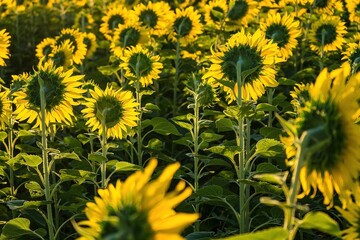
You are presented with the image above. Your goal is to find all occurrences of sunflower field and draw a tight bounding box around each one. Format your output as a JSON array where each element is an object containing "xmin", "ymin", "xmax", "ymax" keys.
[{"xmin": 0, "ymin": 0, "xmax": 360, "ymax": 239}]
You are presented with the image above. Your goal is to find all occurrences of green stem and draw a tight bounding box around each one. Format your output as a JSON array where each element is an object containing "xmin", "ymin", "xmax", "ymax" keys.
[
  {"xmin": 173, "ymin": 39, "xmax": 181, "ymax": 117},
  {"xmin": 267, "ymin": 88, "xmax": 274, "ymax": 127},
  {"xmin": 8, "ymin": 118, "xmax": 14, "ymax": 197},
  {"xmin": 193, "ymin": 87, "xmax": 200, "ymax": 232},
  {"xmin": 100, "ymin": 119, "xmax": 108, "ymax": 189},
  {"xmin": 38, "ymin": 76, "xmax": 55, "ymax": 240},
  {"xmin": 135, "ymin": 56, "xmax": 143, "ymax": 166},
  {"xmin": 319, "ymin": 28, "xmax": 326, "ymax": 70}
]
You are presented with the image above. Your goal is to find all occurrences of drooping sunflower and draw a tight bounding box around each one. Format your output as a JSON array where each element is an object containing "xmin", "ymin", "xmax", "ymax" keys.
[
  {"xmin": 281, "ymin": 67, "xmax": 360, "ymax": 206},
  {"xmin": 73, "ymin": 11, "xmax": 95, "ymax": 31},
  {"xmin": 345, "ymin": 0, "xmax": 360, "ymax": 25},
  {"xmin": 13, "ymin": 61, "xmax": 85, "ymax": 129},
  {"xmin": 82, "ymin": 32, "xmax": 98, "ymax": 58},
  {"xmin": 47, "ymin": 40, "xmax": 74, "ymax": 70},
  {"xmin": 260, "ymin": 12, "xmax": 301, "ymax": 60},
  {"xmin": 74, "ymin": 158, "xmax": 199, "ymax": 240},
  {"xmin": 133, "ymin": 1, "xmax": 172, "ymax": 37},
  {"xmin": 342, "ymin": 41, "xmax": 360, "ymax": 74},
  {"xmin": 0, "ymin": 88, "xmax": 12, "ymax": 130},
  {"xmin": 225, "ymin": 0, "xmax": 259, "ymax": 29},
  {"xmin": 110, "ymin": 22, "xmax": 148, "ymax": 58},
  {"xmin": 309, "ymin": 15, "xmax": 347, "ymax": 55},
  {"xmin": 168, "ymin": 6, "xmax": 203, "ymax": 46},
  {"xmin": 120, "ymin": 45, "xmax": 163, "ymax": 87},
  {"xmin": 0, "ymin": 29, "xmax": 10, "ymax": 66},
  {"xmin": 55, "ymin": 28, "xmax": 87, "ymax": 65},
  {"xmin": 202, "ymin": 28, "xmax": 283, "ymax": 102},
  {"xmin": 203, "ymin": 0, "xmax": 228, "ymax": 30},
  {"xmin": 35, "ymin": 37, "xmax": 56, "ymax": 60},
  {"xmin": 81, "ymin": 85, "xmax": 139, "ymax": 139}
]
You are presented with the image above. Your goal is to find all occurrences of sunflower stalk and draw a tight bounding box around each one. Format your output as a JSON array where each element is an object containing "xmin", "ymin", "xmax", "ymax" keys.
[
  {"xmin": 135, "ymin": 54, "xmax": 144, "ymax": 166},
  {"xmin": 38, "ymin": 76, "xmax": 55, "ymax": 240},
  {"xmin": 173, "ymin": 39, "xmax": 181, "ymax": 117},
  {"xmin": 100, "ymin": 118, "xmax": 108, "ymax": 189},
  {"xmin": 319, "ymin": 28, "xmax": 326, "ymax": 70}
]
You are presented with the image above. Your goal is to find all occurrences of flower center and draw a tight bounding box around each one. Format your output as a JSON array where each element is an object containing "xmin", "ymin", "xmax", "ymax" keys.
[
  {"xmin": 83, "ymin": 37, "xmax": 92, "ymax": 51},
  {"xmin": 40, "ymin": 0, "xmax": 49, "ymax": 5},
  {"xmin": 51, "ymin": 51, "xmax": 66, "ymax": 67},
  {"xmin": 100, "ymin": 205, "xmax": 154, "ymax": 240},
  {"xmin": 314, "ymin": 0, "xmax": 328, "ymax": 8},
  {"xmin": 95, "ymin": 96, "xmax": 124, "ymax": 128},
  {"xmin": 315, "ymin": 24, "xmax": 337, "ymax": 45},
  {"xmin": 119, "ymin": 27, "xmax": 141, "ymax": 48},
  {"xmin": 228, "ymin": 0, "xmax": 248, "ymax": 21},
  {"xmin": 210, "ymin": 6, "xmax": 225, "ymax": 22},
  {"xmin": 139, "ymin": 9, "xmax": 158, "ymax": 28},
  {"xmin": 173, "ymin": 16, "xmax": 193, "ymax": 37},
  {"xmin": 0, "ymin": 3, "xmax": 7, "ymax": 13},
  {"xmin": 108, "ymin": 15, "xmax": 125, "ymax": 31},
  {"xmin": 27, "ymin": 70, "xmax": 66, "ymax": 111},
  {"xmin": 43, "ymin": 45, "xmax": 53, "ymax": 58},
  {"xmin": 221, "ymin": 45, "xmax": 263, "ymax": 82},
  {"xmin": 56, "ymin": 34, "xmax": 78, "ymax": 52},
  {"xmin": 298, "ymin": 98, "xmax": 345, "ymax": 174},
  {"xmin": 265, "ymin": 23, "xmax": 290, "ymax": 48},
  {"xmin": 128, "ymin": 52, "xmax": 152, "ymax": 77}
]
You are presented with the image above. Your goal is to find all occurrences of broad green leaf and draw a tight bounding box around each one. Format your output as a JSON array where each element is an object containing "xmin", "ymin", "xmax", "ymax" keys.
[
  {"xmin": 253, "ymin": 173, "xmax": 284, "ymax": 185},
  {"xmin": 206, "ymin": 145, "xmax": 241, "ymax": 161},
  {"xmin": 1, "ymin": 218, "xmax": 34, "ymax": 238},
  {"xmin": 173, "ymin": 120, "xmax": 193, "ymax": 131},
  {"xmin": 256, "ymin": 163, "xmax": 280, "ymax": 173},
  {"xmin": 278, "ymin": 77, "xmax": 296, "ymax": 86},
  {"xmin": 59, "ymin": 169, "xmax": 96, "ymax": 184},
  {"xmin": 53, "ymin": 152, "xmax": 81, "ymax": 161},
  {"xmin": 215, "ymin": 118, "xmax": 234, "ymax": 132},
  {"xmin": 144, "ymin": 103, "xmax": 160, "ymax": 111},
  {"xmin": 260, "ymin": 127, "xmax": 282, "ymax": 139},
  {"xmin": 219, "ymin": 227, "xmax": 288, "ymax": 240},
  {"xmin": 0, "ymin": 132, "xmax": 7, "ymax": 142},
  {"xmin": 255, "ymin": 139, "xmax": 285, "ymax": 158},
  {"xmin": 151, "ymin": 117, "xmax": 181, "ymax": 136},
  {"xmin": 145, "ymin": 138, "xmax": 163, "ymax": 150},
  {"xmin": 200, "ymin": 132, "xmax": 223, "ymax": 142},
  {"xmin": 256, "ymin": 103, "xmax": 278, "ymax": 112},
  {"xmin": 97, "ymin": 65, "xmax": 120, "ymax": 76},
  {"xmin": 22, "ymin": 154, "xmax": 42, "ymax": 167},
  {"xmin": 114, "ymin": 161, "xmax": 142, "ymax": 172},
  {"xmin": 299, "ymin": 212, "xmax": 341, "ymax": 237},
  {"xmin": 88, "ymin": 153, "xmax": 107, "ymax": 163},
  {"xmin": 25, "ymin": 181, "xmax": 44, "ymax": 198},
  {"xmin": 17, "ymin": 130, "xmax": 34, "ymax": 137}
]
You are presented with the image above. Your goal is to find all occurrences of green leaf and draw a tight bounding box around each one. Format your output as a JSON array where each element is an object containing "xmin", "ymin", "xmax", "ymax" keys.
[
  {"xmin": 144, "ymin": 103, "xmax": 160, "ymax": 111},
  {"xmin": 256, "ymin": 163, "xmax": 280, "ymax": 173},
  {"xmin": 151, "ymin": 117, "xmax": 181, "ymax": 136},
  {"xmin": 25, "ymin": 181, "xmax": 44, "ymax": 198},
  {"xmin": 191, "ymin": 185, "xmax": 223, "ymax": 199},
  {"xmin": 97, "ymin": 65, "xmax": 120, "ymax": 76},
  {"xmin": 173, "ymin": 120, "xmax": 193, "ymax": 131},
  {"xmin": 260, "ymin": 127, "xmax": 282, "ymax": 139},
  {"xmin": 88, "ymin": 153, "xmax": 107, "ymax": 163},
  {"xmin": 215, "ymin": 118, "xmax": 234, "ymax": 132},
  {"xmin": 299, "ymin": 212, "xmax": 341, "ymax": 237},
  {"xmin": 256, "ymin": 103, "xmax": 278, "ymax": 112},
  {"xmin": 145, "ymin": 138, "xmax": 163, "ymax": 151},
  {"xmin": 17, "ymin": 130, "xmax": 34, "ymax": 137},
  {"xmin": 0, "ymin": 132, "xmax": 7, "ymax": 142},
  {"xmin": 253, "ymin": 173, "xmax": 284, "ymax": 185},
  {"xmin": 59, "ymin": 169, "xmax": 96, "ymax": 184},
  {"xmin": 114, "ymin": 161, "xmax": 142, "ymax": 172},
  {"xmin": 219, "ymin": 227, "xmax": 288, "ymax": 240},
  {"xmin": 206, "ymin": 145, "xmax": 241, "ymax": 161},
  {"xmin": 22, "ymin": 154, "xmax": 42, "ymax": 167},
  {"xmin": 200, "ymin": 132, "xmax": 223, "ymax": 142},
  {"xmin": 53, "ymin": 152, "xmax": 81, "ymax": 161},
  {"xmin": 1, "ymin": 218, "xmax": 35, "ymax": 238},
  {"xmin": 255, "ymin": 139, "xmax": 285, "ymax": 158}
]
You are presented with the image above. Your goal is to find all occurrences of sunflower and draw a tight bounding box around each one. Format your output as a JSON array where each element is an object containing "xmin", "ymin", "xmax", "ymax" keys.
[
  {"xmin": 168, "ymin": 6, "xmax": 203, "ymax": 46},
  {"xmin": 336, "ymin": 185, "xmax": 360, "ymax": 239},
  {"xmin": 203, "ymin": 0, "xmax": 228, "ymax": 30},
  {"xmin": 281, "ymin": 67, "xmax": 360, "ymax": 206},
  {"xmin": 0, "ymin": 88, "xmax": 12, "ymax": 130},
  {"xmin": 110, "ymin": 22, "xmax": 148, "ymax": 58},
  {"xmin": 11, "ymin": 72, "xmax": 31, "ymax": 91},
  {"xmin": 260, "ymin": 12, "xmax": 301, "ymax": 60},
  {"xmin": 32, "ymin": 0, "xmax": 56, "ymax": 8},
  {"xmin": 73, "ymin": 11, "xmax": 95, "ymax": 31},
  {"xmin": 74, "ymin": 158, "xmax": 199, "ymax": 240},
  {"xmin": 36, "ymin": 37, "xmax": 56, "ymax": 60},
  {"xmin": 309, "ymin": 15, "xmax": 347, "ymax": 55},
  {"xmin": 100, "ymin": 6, "xmax": 136, "ymax": 40},
  {"xmin": 345, "ymin": 0, "xmax": 360, "ymax": 24},
  {"xmin": 310, "ymin": 0, "xmax": 343, "ymax": 15},
  {"xmin": 202, "ymin": 28, "xmax": 283, "ymax": 102},
  {"xmin": 55, "ymin": 28, "xmax": 87, "ymax": 65},
  {"xmin": 133, "ymin": 1, "xmax": 172, "ymax": 37},
  {"xmin": 120, "ymin": 45, "xmax": 163, "ymax": 87},
  {"xmin": 81, "ymin": 85, "xmax": 139, "ymax": 139},
  {"xmin": 290, "ymin": 83, "xmax": 311, "ymax": 110},
  {"xmin": 13, "ymin": 61, "xmax": 85, "ymax": 129},
  {"xmin": 225, "ymin": 0, "xmax": 259, "ymax": 29},
  {"xmin": 47, "ymin": 40, "xmax": 74, "ymax": 70},
  {"xmin": 342, "ymin": 41, "xmax": 360, "ymax": 74},
  {"xmin": 0, "ymin": 0, "xmax": 16, "ymax": 18},
  {"xmin": 82, "ymin": 32, "xmax": 98, "ymax": 58},
  {"xmin": 0, "ymin": 29, "xmax": 10, "ymax": 66},
  {"xmin": 173, "ymin": 0, "xmax": 196, "ymax": 8}
]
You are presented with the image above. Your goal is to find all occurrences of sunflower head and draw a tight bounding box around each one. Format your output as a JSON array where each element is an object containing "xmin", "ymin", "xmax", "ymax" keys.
[
  {"xmin": 0, "ymin": 29, "xmax": 11, "ymax": 66},
  {"xmin": 82, "ymin": 32, "xmax": 98, "ymax": 59},
  {"xmin": 226, "ymin": 0, "xmax": 259, "ymax": 29},
  {"xmin": 74, "ymin": 158, "xmax": 199, "ymax": 240},
  {"xmin": 0, "ymin": 88, "xmax": 12, "ymax": 130},
  {"xmin": 342, "ymin": 42, "xmax": 360, "ymax": 74},
  {"xmin": 281, "ymin": 67, "xmax": 360, "ymax": 206},
  {"xmin": 48, "ymin": 39, "xmax": 74, "ymax": 70},
  {"xmin": 55, "ymin": 28, "xmax": 87, "ymax": 65},
  {"xmin": 203, "ymin": 0, "xmax": 228, "ymax": 29},
  {"xmin": 346, "ymin": 0, "xmax": 360, "ymax": 24},
  {"xmin": 73, "ymin": 11, "xmax": 95, "ymax": 31},
  {"xmin": 290, "ymin": 83, "xmax": 311, "ymax": 110},
  {"xmin": 36, "ymin": 37, "xmax": 55, "ymax": 61}
]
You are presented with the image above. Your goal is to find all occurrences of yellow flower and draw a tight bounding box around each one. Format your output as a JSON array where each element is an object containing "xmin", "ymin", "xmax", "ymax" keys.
[
  {"xmin": 168, "ymin": 6, "xmax": 203, "ymax": 46},
  {"xmin": 55, "ymin": 28, "xmax": 87, "ymax": 65},
  {"xmin": 203, "ymin": 28, "xmax": 283, "ymax": 102},
  {"xmin": 48, "ymin": 40, "xmax": 74, "ymax": 70},
  {"xmin": 82, "ymin": 32, "xmax": 98, "ymax": 58},
  {"xmin": 290, "ymin": 83, "xmax": 311, "ymax": 110},
  {"xmin": 0, "ymin": 29, "xmax": 10, "ymax": 66},
  {"xmin": 0, "ymin": 88, "xmax": 12, "ymax": 130},
  {"xmin": 73, "ymin": 11, "xmax": 95, "ymax": 31},
  {"xmin": 13, "ymin": 61, "xmax": 85, "ymax": 129},
  {"xmin": 281, "ymin": 67, "xmax": 360, "ymax": 206},
  {"xmin": 345, "ymin": 0, "xmax": 360, "ymax": 23},
  {"xmin": 226, "ymin": 0, "xmax": 259, "ymax": 29},
  {"xmin": 203, "ymin": 0, "xmax": 228, "ymax": 30},
  {"xmin": 311, "ymin": 0, "xmax": 343, "ymax": 15},
  {"xmin": 81, "ymin": 85, "xmax": 139, "ymax": 139},
  {"xmin": 342, "ymin": 41, "xmax": 360, "ymax": 74},
  {"xmin": 309, "ymin": 15, "xmax": 347, "ymax": 54},
  {"xmin": 74, "ymin": 158, "xmax": 199, "ymax": 240},
  {"xmin": 0, "ymin": 0, "xmax": 16, "ymax": 18},
  {"xmin": 36, "ymin": 37, "xmax": 56, "ymax": 60},
  {"xmin": 120, "ymin": 45, "xmax": 163, "ymax": 87},
  {"xmin": 260, "ymin": 12, "xmax": 301, "ymax": 60}
]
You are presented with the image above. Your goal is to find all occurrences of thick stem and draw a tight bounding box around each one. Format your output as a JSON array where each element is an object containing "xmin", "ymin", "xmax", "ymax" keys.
[
  {"xmin": 267, "ymin": 88, "xmax": 274, "ymax": 127},
  {"xmin": 38, "ymin": 77, "xmax": 55, "ymax": 240},
  {"xmin": 173, "ymin": 40, "xmax": 181, "ymax": 117},
  {"xmin": 135, "ymin": 57, "xmax": 143, "ymax": 166},
  {"xmin": 100, "ymin": 120, "xmax": 108, "ymax": 189},
  {"xmin": 193, "ymin": 90, "xmax": 200, "ymax": 231},
  {"xmin": 8, "ymin": 118, "xmax": 14, "ymax": 197}
]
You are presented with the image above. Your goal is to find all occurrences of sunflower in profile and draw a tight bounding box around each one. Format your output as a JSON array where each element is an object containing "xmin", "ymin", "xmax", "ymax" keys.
[
  {"xmin": 290, "ymin": 83, "xmax": 310, "ymax": 110},
  {"xmin": 0, "ymin": 88, "xmax": 12, "ymax": 130},
  {"xmin": 120, "ymin": 45, "xmax": 163, "ymax": 87},
  {"xmin": 342, "ymin": 41, "xmax": 360, "ymax": 74},
  {"xmin": 133, "ymin": 1, "xmax": 172, "ymax": 37},
  {"xmin": 168, "ymin": 6, "xmax": 203, "ymax": 46},
  {"xmin": 36, "ymin": 37, "xmax": 56, "ymax": 60},
  {"xmin": 260, "ymin": 12, "xmax": 301, "ymax": 60},
  {"xmin": 225, "ymin": 0, "xmax": 259, "ymax": 29},
  {"xmin": 81, "ymin": 85, "xmax": 138, "ymax": 139},
  {"xmin": 73, "ymin": 11, "xmax": 95, "ymax": 31},
  {"xmin": 0, "ymin": 29, "xmax": 10, "ymax": 66},
  {"xmin": 309, "ymin": 15, "xmax": 347, "ymax": 55},
  {"xmin": 203, "ymin": 0, "xmax": 228, "ymax": 30},
  {"xmin": 100, "ymin": 6, "xmax": 135, "ymax": 40},
  {"xmin": 74, "ymin": 158, "xmax": 199, "ymax": 240},
  {"xmin": 203, "ymin": 28, "xmax": 283, "ymax": 102},
  {"xmin": 13, "ymin": 61, "xmax": 85, "ymax": 129},
  {"xmin": 110, "ymin": 22, "xmax": 148, "ymax": 58},
  {"xmin": 47, "ymin": 40, "xmax": 74, "ymax": 70},
  {"xmin": 281, "ymin": 67, "xmax": 360, "ymax": 206},
  {"xmin": 55, "ymin": 28, "xmax": 87, "ymax": 65},
  {"xmin": 345, "ymin": 0, "xmax": 360, "ymax": 24},
  {"xmin": 82, "ymin": 32, "xmax": 98, "ymax": 58}
]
